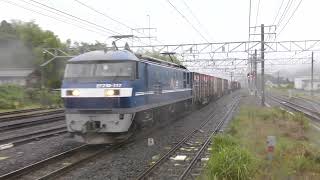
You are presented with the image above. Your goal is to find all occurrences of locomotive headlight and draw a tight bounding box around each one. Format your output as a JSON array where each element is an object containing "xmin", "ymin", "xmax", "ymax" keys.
[
  {"xmin": 71, "ymin": 89, "xmax": 80, "ymax": 96},
  {"xmin": 67, "ymin": 89, "xmax": 80, "ymax": 96},
  {"xmin": 104, "ymin": 89, "xmax": 120, "ymax": 96},
  {"xmin": 66, "ymin": 89, "xmax": 80, "ymax": 96},
  {"xmin": 105, "ymin": 89, "xmax": 115, "ymax": 96}
]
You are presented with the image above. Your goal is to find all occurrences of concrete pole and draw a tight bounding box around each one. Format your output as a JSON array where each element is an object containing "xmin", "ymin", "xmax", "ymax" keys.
[
  {"xmin": 261, "ymin": 24, "xmax": 265, "ymax": 106},
  {"xmin": 311, "ymin": 51, "xmax": 314, "ymax": 96},
  {"xmin": 277, "ymin": 71, "xmax": 280, "ymax": 87},
  {"xmin": 254, "ymin": 49, "xmax": 257, "ymax": 96},
  {"xmin": 147, "ymin": 15, "xmax": 151, "ymax": 46}
]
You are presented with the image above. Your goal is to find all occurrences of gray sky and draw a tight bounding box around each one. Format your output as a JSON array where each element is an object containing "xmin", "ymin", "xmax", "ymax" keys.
[{"xmin": 0, "ymin": 0, "xmax": 319, "ymax": 78}]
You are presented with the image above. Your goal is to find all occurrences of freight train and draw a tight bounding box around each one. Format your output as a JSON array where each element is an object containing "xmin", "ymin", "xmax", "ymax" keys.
[{"xmin": 61, "ymin": 48, "xmax": 240, "ymax": 144}]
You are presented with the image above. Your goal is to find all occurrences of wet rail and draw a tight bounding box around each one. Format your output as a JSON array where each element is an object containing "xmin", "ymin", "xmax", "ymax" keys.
[
  {"xmin": 0, "ymin": 114, "xmax": 65, "ymax": 132},
  {"xmin": 0, "ymin": 125, "xmax": 67, "ymax": 147},
  {"xmin": 136, "ymin": 96, "xmax": 240, "ymax": 180},
  {"xmin": 268, "ymin": 95, "xmax": 320, "ymax": 122},
  {"xmin": 0, "ymin": 108, "xmax": 64, "ymax": 122},
  {"xmin": 0, "ymin": 141, "xmax": 127, "ymax": 180}
]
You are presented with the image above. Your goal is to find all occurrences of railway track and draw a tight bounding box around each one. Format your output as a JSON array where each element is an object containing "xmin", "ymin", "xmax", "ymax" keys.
[
  {"xmin": 268, "ymin": 95, "xmax": 320, "ymax": 122},
  {"xmin": 136, "ymin": 96, "xmax": 240, "ymax": 180},
  {"xmin": 0, "ymin": 125, "xmax": 67, "ymax": 147},
  {"xmin": 0, "ymin": 108, "xmax": 64, "ymax": 122},
  {"xmin": 0, "ymin": 110, "xmax": 66, "ymax": 147},
  {"xmin": 0, "ymin": 140, "xmax": 129, "ymax": 180},
  {"xmin": 290, "ymin": 96, "xmax": 320, "ymax": 112},
  {"xmin": 0, "ymin": 114, "xmax": 65, "ymax": 132},
  {"xmin": 0, "ymin": 107, "xmax": 46, "ymax": 116}
]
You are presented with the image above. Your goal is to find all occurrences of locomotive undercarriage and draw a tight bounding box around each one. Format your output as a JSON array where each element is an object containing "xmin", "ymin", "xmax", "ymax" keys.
[{"xmin": 67, "ymin": 99, "xmax": 192, "ymax": 144}]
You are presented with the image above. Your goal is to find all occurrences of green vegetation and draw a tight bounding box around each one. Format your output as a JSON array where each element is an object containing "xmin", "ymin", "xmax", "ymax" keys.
[
  {"xmin": 0, "ymin": 20, "xmax": 108, "ymax": 88},
  {"xmin": 205, "ymin": 135, "xmax": 257, "ymax": 180},
  {"xmin": 0, "ymin": 85, "xmax": 62, "ymax": 110},
  {"xmin": 204, "ymin": 106, "xmax": 320, "ymax": 179}
]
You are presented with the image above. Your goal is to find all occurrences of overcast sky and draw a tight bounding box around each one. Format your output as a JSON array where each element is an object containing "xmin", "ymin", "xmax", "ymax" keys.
[{"xmin": 0, "ymin": 0, "xmax": 319, "ymax": 78}]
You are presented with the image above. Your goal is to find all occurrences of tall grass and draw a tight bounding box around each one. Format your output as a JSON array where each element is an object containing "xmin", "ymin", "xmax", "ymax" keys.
[
  {"xmin": 210, "ymin": 105, "xmax": 320, "ymax": 179},
  {"xmin": 205, "ymin": 135, "xmax": 257, "ymax": 180}
]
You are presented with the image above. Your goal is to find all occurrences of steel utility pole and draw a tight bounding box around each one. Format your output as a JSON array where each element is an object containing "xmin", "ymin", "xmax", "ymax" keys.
[
  {"xmin": 311, "ymin": 51, "xmax": 314, "ymax": 96},
  {"xmin": 261, "ymin": 24, "xmax": 265, "ymax": 106},
  {"xmin": 254, "ymin": 49, "xmax": 257, "ymax": 96}
]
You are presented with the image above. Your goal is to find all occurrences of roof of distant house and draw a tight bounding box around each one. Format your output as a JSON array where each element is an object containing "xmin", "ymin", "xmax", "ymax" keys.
[{"xmin": 0, "ymin": 68, "xmax": 34, "ymax": 77}]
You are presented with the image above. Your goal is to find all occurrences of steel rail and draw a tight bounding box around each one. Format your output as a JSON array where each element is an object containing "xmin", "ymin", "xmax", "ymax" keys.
[
  {"xmin": 0, "ymin": 107, "xmax": 46, "ymax": 116},
  {"xmin": 0, "ymin": 145, "xmax": 89, "ymax": 180},
  {"xmin": 1, "ymin": 136, "xmax": 130, "ymax": 180},
  {"xmin": 290, "ymin": 96, "xmax": 320, "ymax": 111},
  {"xmin": 268, "ymin": 95, "xmax": 320, "ymax": 121},
  {"xmin": 136, "ymin": 96, "xmax": 240, "ymax": 180},
  {"xmin": 0, "ymin": 109, "xmax": 64, "ymax": 122},
  {"xmin": 0, "ymin": 125, "xmax": 67, "ymax": 146},
  {"xmin": 0, "ymin": 114, "xmax": 64, "ymax": 132},
  {"xmin": 179, "ymin": 98, "xmax": 239, "ymax": 179}
]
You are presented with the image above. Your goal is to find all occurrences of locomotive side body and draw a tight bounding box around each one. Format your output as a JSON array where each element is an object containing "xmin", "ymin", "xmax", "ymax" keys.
[
  {"xmin": 61, "ymin": 50, "xmax": 240, "ymax": 144},
  {"xmin": 61, "ymin": 50, "xmax": 192, "ymax": 144}
]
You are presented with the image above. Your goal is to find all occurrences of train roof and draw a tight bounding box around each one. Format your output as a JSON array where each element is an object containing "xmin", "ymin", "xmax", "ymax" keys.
[
  {"xmin": 68, "ymin": 50, "xmax": 187, "ymax": 69},
  {"xmin": 68, "ymin": 50, "xmax": 139, "ymax": 62}
]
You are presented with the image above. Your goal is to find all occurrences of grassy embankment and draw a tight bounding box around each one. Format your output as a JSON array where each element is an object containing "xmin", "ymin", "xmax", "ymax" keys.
[
  {"xmin": 203, "ymin": 104, "xmax": 320, "ymax": 180},
  {"xmin": 0, "ymin": 85, "xmax": 62, "ymax": 112}
]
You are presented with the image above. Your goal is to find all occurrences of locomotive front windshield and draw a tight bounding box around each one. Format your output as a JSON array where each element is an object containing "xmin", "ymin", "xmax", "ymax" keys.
[{"xmin": 64, "ymin": 61, "xmax": 135, "ymax": 80}]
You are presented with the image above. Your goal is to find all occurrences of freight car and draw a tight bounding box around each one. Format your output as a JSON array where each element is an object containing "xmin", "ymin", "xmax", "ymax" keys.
[{"xmin": 61, "ymin": 48, "xmax": 240, "ymax": 144}]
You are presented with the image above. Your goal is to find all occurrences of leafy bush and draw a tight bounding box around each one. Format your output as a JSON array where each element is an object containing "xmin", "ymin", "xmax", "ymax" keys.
[
  {"xmin": 0, "ymin": 85, "xmax": 62, "ymax": 109},
  {"xmin": 0, "ymin": 85, "xmax": 25, "ymax": 109}
]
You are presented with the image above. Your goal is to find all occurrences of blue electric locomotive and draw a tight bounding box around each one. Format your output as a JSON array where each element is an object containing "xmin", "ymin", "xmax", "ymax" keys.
[{"xmin": 61, "ymin": 49, "xmax": 193, "ymax": 144}]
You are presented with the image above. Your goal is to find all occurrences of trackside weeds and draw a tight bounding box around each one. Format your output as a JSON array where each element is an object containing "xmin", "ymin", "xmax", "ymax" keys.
[{"xmin": 202, "ymin": 104, "xmax": 320, "ymax": 180}]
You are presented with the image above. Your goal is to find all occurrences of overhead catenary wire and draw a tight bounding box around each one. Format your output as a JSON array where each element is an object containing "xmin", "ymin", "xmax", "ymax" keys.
[
  {"xmin": 254, "ymin": 0, "xmax": 261, "ymax": 29},
  {"xmin": 180, "ymin": 0, "xmax": 214, "ymax": 41},
  {"xmin": 2, "ymin": 0, "xmax": 155, "ymax": 53},
  {"xmin": 272, "ymin": 0, "xmax": 285, "ymax": 25},
  {"xmin": 27, "ymin": 0, "xmax": 153, "ymax": 47},
  {"xmin": 73, "ymin": 0, "xmax": 164, "ymax": 45},
  {"xmin": 28, "ymin": 0, "xmax": 122, "ymax": 36},
  {"xmin": 0, "ymin": 0, "xmax": 110, "ymax": 37},
  {"xmin": 166, "ymin": 0, "xmax": 210, "ymax": 43},
  {"xmin": 276, "ymin": 0, "xmax": 295, "ymax": 28},
  {"xmin": 277, "ymin": 0, "xmax": 303, "ymax": 38}
]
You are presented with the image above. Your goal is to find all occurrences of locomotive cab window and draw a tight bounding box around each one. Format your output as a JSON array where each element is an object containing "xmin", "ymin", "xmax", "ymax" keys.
[
  {"xmin": 95, "ymin": 62, "xmax": 135, "ymax": 79},
  {"xmin": 64, "ymin": 61, "xmax": 136, "ymax": 80}
]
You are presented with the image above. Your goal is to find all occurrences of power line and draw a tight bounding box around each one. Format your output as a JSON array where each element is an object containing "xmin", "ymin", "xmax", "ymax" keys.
[
  {"xmin": 73, "ymin": 0, "xmax": 164, "ymax": 45},
  {"xmin": 166, "ymin": 0, "xmax": 210, "ymax": 43},
  {"xmin": 276, "ymin": 0, "xmax": 295, "ymax": 28},
  {"xmin": 272, "ymin": 0, "xmax": 285, "ymax": 25},
  {"xmin": 19, "ymin": 0, "xmax": 112, "ymax": 36},
  {"xmin": 0, "ymin": 0, "xmax": 109, "ymax": 37},
  {"xmin": 74, "ymin": 0, "xmax": 133, "ymax": 31},
  {"xmin": 181, "ymin": 0, "xmax": 213, "ymax": 41},
  {"xmin": 277, "ymin": 0, "xmax": 303, "ymax": 37},
  {"xmin": 27, "ymin": 0, "xmax": 150, "ymax": 46},
  {"xmin": 28, "ymin": 0, "xmax": 120, "ymax": 36},
  {"xmin": 254, "ymin": 0, "xmax": 261, "ymax": 28}
]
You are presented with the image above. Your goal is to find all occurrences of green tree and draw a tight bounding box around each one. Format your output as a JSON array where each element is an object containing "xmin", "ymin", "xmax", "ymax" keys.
[{"xmin": 0, "ymin": 20, "xmax": 66, "ymax": 88}]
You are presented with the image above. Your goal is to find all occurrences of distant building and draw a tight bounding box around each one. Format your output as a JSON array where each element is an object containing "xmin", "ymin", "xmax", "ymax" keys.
[
  {"xmin": 0, "ymin": 68, "xmax": 39, "ymax": 86},
  {"xmin": 266, "ymin": 80, "xmax": 276, "ymax": 87},
  {"xmin": 294, "ymin": 76, "xmax": 320, "ymax": 91}
]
